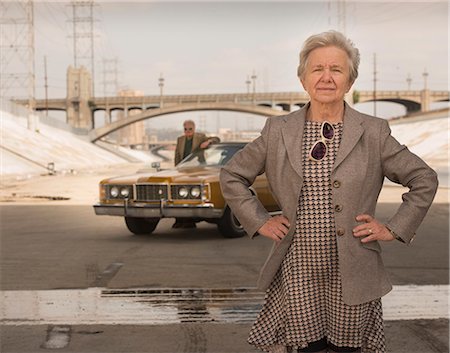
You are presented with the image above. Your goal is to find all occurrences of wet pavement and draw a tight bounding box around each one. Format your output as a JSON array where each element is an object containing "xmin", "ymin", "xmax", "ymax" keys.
[
  {"xmin": 1, "ymin": 286, "xmax": 448, "ymax": 326},
  {"xmin": 1, "ymin": 320, "xmax": 448, "ymax": 353},
  {"xmin": 0, "ymin": 201, "xmax": 448, "ymax": 352}
]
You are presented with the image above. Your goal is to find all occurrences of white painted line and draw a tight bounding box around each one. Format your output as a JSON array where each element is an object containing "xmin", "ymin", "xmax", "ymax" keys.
[
  {"xmin": 0, "ymin": 285, "xmax": 448, "ymax": 326},
  {"xmin": 381, "ymin": 284, "xmax": 449, "ymax": 320},
  {"xmin": 0, "ymin": 288, "xmax": 179, "ymax": 326}
]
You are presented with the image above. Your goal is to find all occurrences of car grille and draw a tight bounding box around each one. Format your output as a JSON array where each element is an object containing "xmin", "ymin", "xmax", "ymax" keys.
[{"xmin": 135, "ymin": 184, "xmax": 168, "ymax": 201}]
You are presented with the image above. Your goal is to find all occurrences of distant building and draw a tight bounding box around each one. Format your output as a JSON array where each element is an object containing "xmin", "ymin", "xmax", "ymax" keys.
[
  {"xmin": 117, "ymin": 89, "xmax": 146, "ymax": 148},
  {"xmin": 145, "ymin": 127, "xmax": 179, "ymax": 143},
  {"xmin": 218, "ymin": 128, "xmax": 260, "ymax": 142},
  {"xmin": 148, "ymin": 134, "xmax": 158, "ymax": 144}
]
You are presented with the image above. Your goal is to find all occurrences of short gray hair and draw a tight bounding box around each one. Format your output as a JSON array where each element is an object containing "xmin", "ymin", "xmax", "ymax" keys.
[
  {"xmin": 183, "ymin": 119, "xmax": 195, "ymax": 127},
  {"xmin": 297, "ymin": 30, "xmax": 360, "ymax": 84}
]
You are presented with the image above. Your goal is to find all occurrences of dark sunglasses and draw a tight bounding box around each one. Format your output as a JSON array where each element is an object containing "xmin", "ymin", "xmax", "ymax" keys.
[
  {"xmin": 309, "ymin": 121, "xmax": 335, "ymax": 161},
  {"xmin": 184, "ymin": 127, "xmax": 193, "ymax": 131}
]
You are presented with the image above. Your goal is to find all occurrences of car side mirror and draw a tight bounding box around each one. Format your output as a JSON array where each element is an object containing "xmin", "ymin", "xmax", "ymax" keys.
[{"xmin": 151, "ymin": 162, "xmax": 161, "ymax": 171}]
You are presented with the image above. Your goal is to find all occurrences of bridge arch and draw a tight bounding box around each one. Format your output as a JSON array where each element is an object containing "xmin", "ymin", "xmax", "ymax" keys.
[
  {"xmin": 89, "ymin": 102, "xmax": 286, "ymax": 142},
  {"xmin": 357, "ymin": 98, "xmax": 421, "ymax": 113}
]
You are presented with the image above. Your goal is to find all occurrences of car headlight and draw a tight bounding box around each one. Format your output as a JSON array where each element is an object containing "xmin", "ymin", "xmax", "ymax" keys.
[
  {"xmin": 190, "ymin": 187, "xmax": 201, "ymax": 198},
  {"xmin": 178, "ymin": 187, "xmax": 189, "ymax": 198},
  {"xmin": 120, "ymin": 187, "xmax": 130, "ymax": 197},
  {"xmin": 110, "ymin": 186, "xmax": 119, "ymax": 198},
  {"xmin": 107, "ymin": 185, "xmax": 132, "ymax": 199}
]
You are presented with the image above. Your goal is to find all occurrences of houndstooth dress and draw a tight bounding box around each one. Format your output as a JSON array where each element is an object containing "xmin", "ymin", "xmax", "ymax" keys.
[{"xmin": 248, "ymin": 121, "xmax": 386, "ymax": 353}]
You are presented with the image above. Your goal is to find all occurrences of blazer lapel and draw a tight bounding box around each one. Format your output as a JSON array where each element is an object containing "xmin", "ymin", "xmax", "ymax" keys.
[
  {"xmin": 280, "ymin": 103, "xmax": 364, "ymax": 176},
  {"xmin": 179, "ymin": 136, "xmax": 186, "ymax": 158},
  {"xmin": 333, "ymin": 103, "xmax": 364, "ymax": 172},
  {"xmin": 191, "ymin": 134, "xmax": 198, "ymax": 151},
  {"xmin": 281, "ymin": 106, "xmax": 306, "ymax": 178}
]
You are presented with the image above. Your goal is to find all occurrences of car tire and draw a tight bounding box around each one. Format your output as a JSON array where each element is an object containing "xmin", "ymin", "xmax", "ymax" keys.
[
  {"xmin": 217, "ymin": 207, "xmax": 246, "ymax": 238},
  {"xmin": 125, "ymin": 217, "xmax": 160, "ymax": 235}
]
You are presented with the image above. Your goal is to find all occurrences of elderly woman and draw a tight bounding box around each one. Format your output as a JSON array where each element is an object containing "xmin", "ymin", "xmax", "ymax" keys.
[{"xmin": 220, "ymin": 31, "xmax": 438, "ymax": 353}]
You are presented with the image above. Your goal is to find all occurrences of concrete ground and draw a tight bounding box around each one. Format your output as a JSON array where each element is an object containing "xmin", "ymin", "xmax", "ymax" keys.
[
  {"xmin": 0, "ymin": 165, "xmax": 448, "ymax": 353},
  {"xmin": 1, "ymin": 320, "xmax": 448, "ymax": 353}
]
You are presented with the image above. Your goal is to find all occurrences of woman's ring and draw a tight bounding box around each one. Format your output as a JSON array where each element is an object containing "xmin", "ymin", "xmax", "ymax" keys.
[{"xmin": 368, "ymin": 228, "xmax": 373, "ymax": 234}]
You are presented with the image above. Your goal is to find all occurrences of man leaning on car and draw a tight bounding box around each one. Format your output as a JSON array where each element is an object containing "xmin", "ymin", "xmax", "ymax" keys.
[
  {"xmin": 174, "ymin": 120, "xmax": 219, "ymax": 166},
  {"xmin": 173, "ymin": 119, "xmax": 220, "ymax": 228}
]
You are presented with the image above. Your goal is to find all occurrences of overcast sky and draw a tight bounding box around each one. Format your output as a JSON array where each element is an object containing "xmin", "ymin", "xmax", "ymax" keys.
[{"xmin": 6, "ymin": 1, "xmax": 450, "ymax": 132}]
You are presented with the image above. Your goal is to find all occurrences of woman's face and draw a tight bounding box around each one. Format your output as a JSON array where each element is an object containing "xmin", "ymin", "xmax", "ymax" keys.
[{"xmin": 301, "ymin": 46, "xmax": 352, "ymax": 106}]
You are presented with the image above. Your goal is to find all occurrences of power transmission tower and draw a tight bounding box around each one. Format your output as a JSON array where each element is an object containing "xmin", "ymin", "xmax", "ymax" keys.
[
  {"xmin": 199, "ymin": 115, "xmax": 206, "ymax": 133},
  {"xmin": 44, "ymin": 56, "xmax": 48, "ymax": 116},
  {"xmin": 329, "ymin": 0, "xmax": 354, "ymax": 105},
  {"xmin": 373, "ymin": 53, "xmax": 377, "ymax": 116},
  {"xmin": 251, "ymin": 71, "xmax": 257, "ymax": 95},
  {"xmin": 101, "ymin": 57, "xmax": 119, "ymax": 125},
  {"xmin": 406, "ymin": 73, "xmax": 412, "ymax": 90},
  {"xmin": 337, "ymin": 0, "xmax": 346, "ymax": 34},
  {"xmin": 0, "ymin": 0, "xmax": 36, "ymax": 118},
  {"xmin": 69, "ymin": 0, "xmax": 96, "ymax": 97},
  {"xmin": 328, "ymin": 0, "xmax": 346, "ymax": 34},
  {"xmin": 245, "ymin": 75, "xmax": 251, "ymax": 94},
  {"xmin": 102, "ymin": 58, "xmax": 119, "ymax": 96}
]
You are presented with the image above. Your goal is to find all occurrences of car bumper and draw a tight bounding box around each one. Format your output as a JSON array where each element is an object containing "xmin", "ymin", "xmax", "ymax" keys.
[{"xmin": 93, "ymin": 202, "xmax": 225, "ymax": 219}]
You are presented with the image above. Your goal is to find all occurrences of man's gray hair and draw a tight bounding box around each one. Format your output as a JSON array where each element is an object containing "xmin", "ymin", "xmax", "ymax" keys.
[
  {"xmin": 297, "ymin": 30, "xmax": 360, "ymax": 84},
  {"xmin": 183, "ymin": 119, "xmax": 196, "ymax": 127}
]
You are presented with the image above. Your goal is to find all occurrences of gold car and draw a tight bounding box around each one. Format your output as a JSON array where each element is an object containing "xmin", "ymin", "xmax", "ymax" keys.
[{"xmin": 93, "ymin": 142, "xmax": 280, "ymax": 238}]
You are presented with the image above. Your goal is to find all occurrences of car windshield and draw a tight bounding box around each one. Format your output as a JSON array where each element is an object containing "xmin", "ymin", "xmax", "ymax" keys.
[{"xmin": 177, "ymin": 144, "xmax": 245, "ymax": 168}]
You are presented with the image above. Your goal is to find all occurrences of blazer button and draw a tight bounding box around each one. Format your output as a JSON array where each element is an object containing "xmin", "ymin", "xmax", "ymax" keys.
[
  {"xmin": 337, "ymin": 228, "xmax": 345, "ymax": 236},
  {"xmin": 334, "ymin": 204, "xmax": 343, "ymax": 212},
  {"xmin": 333, "ymin": 180, "xmax": 341, "ymax": 188}
]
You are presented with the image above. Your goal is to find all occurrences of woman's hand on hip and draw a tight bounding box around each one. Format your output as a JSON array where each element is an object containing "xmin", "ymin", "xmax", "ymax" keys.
[
  {"xmin": 258, "ymin": 215, "xmax": 290, "ymax": 243},
  {"xmin": 352, "ymin": 214, "xmax": 394, "ymax": 243}
]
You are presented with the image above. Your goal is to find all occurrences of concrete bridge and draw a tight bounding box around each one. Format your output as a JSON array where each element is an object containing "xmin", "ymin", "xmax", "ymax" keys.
[
  {"xmin": 17, "ymin": 89, "xmax": 450, "ymax": 142},
  {"xmin": 356, "ymin": 90, "xmax": 449, "ymax": 113}
]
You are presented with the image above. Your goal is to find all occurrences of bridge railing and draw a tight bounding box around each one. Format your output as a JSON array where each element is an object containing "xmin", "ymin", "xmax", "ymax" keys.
[
  {"xmin": 92, "ymin": 92, "xmax": 310, "ymax": 105},
  {"xmin": 358, "ymin": 90, "xmax": 450, "ymax": 97}
]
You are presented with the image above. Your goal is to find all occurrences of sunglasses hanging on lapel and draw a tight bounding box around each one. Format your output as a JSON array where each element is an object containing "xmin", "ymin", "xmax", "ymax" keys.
[{"xmin": 309, "ymin": 121, "xmax": 335, "ymax": 161}]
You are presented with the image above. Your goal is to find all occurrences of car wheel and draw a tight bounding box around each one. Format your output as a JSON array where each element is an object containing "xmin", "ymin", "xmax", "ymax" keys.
[
  {"xmin": 217, "ymin": 207, "xmax": 246, "ymax": 238},
  {"xmin": 125, "ymin": 217, "xmax": 160, "ymax": 235}
]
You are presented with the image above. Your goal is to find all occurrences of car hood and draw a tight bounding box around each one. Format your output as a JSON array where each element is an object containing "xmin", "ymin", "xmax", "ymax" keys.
[
  {"xmin": 136, "ymin": 165, "xmax": 220, "ymax": 184},
  {"xmin": 99, "ymin": 173, "xmax": 154, "ymax": 185}
]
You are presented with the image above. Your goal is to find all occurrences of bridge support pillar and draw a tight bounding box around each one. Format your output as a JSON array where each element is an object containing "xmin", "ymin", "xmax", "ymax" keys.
[
  {"xmin": 104, "ymin": 108, "xmax": 111, "ymax": 125},
  {"xmin": 421, "ymin": 89, "xmax": 430, "ymax": 112},
  {"xmin": 66, "ymin": 66, "xmax": 93, "ymax": 129}
]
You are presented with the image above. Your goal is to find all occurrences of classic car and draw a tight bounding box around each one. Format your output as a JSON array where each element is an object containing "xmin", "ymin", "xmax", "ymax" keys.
[{"xmin": 93, "ymin": 142, "xmax": 281, "ymax": 238}]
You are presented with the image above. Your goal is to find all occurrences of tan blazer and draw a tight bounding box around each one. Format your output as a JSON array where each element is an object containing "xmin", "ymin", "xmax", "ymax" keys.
[
  {"xmin": 220, "ymin": 103, "xmax": 438, "ymax": 305},
  {"xmin": 174, "ymin": 132, "xmax": 209, "ymax": 166}
]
